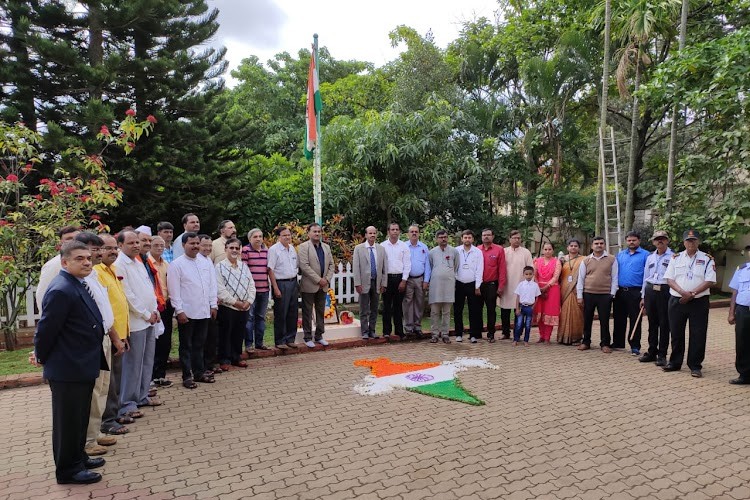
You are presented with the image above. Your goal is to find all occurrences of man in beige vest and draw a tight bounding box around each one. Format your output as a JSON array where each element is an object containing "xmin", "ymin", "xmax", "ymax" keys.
[
  {"xmin": 298, "ymin": 223, "xmax": 335, "ymax": 347},
  {"xmin": 576, "ymin": 236, "xmax": 619, "ymax": 352}
]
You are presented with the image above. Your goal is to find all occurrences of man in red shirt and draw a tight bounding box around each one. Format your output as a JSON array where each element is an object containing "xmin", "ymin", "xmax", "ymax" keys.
[{"xmin": 479, "ymin": 229, "xmax": 507, "ymax": 343}]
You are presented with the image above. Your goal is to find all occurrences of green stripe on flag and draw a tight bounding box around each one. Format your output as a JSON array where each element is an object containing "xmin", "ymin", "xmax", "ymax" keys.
[{"xmin": 407, "ymin": 378, "xmax": 485, "ymax": 406}]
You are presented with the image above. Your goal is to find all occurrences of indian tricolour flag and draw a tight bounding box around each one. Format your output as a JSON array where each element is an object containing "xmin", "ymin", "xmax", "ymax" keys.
[
  {"xmin": 303, "ymin": 51, "xmax": 322, "ymax": 160},
  {"xmin": 353, "ymin": 357, "xmax": 497, "ymax": 405}
]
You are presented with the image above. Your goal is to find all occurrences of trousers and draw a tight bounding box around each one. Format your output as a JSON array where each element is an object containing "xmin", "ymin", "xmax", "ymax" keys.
[{"xmin": 668, "ymin": 295, "xmax": 709, "ymax": 370}]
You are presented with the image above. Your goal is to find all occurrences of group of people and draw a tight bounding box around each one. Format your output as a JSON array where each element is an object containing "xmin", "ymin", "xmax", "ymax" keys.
[
  {"xmin": 352, "ymin": 225, "xmax": 745, "ymax": 386},
  {"xmin": 32, "ymin": 214, "xmax": 336, "ymax": 485},
  {"xmin": 31, "ymin": 214, "xmax": 749, "ymax": 486}
]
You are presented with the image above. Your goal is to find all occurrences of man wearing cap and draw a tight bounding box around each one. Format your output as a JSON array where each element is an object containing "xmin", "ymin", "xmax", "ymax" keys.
[
  {"xmin": 663, "ymin": 229, "xmax": 716, "ymax": 378},
  {"xmin": 727, "ymin": 255, "xmax": 750, "ymax": 385},
  {"xmin": 638, "ymin": 231, "xmax": 674, "ymax": 366}
]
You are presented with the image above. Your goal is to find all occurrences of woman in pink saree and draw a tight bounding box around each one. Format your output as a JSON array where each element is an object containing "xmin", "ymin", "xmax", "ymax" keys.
[{"xmin": 534, "ymin": 242, "xmax": 562, "ymax": 343}]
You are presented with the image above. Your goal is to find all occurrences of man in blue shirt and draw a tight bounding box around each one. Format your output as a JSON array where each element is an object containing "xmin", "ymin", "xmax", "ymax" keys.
[
  {"xmin": 403, "ymin": 225, "xmax": 431, "ymax": 337},
  {"xmin": 728, "ymin": 253, "xmax": 750, "ymax": 385},
  {"xmin": 613, "ymin": 231, "xmax": 649, "ymax": 354}
]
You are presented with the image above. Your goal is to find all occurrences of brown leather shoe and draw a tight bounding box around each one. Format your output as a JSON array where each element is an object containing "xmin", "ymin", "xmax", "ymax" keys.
[
  {"xmin": 600, "ymin": 346, "xmax": 612, "ymax": 353},
  {"xmin": 97, "ymin": 436, "xmax": 117, "ymax": 446},
  {"xmin": 577, "ymin": 344, "xmax": 590, "ymax": 351},
  {"xmin": 85, "ymin": 444, "xmax": 108, "ymax": 456}
]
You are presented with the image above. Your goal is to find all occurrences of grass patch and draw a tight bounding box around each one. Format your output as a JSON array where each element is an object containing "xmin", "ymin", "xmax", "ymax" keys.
[{"xmin": 0, "ymin": 348, "xmax": 41, "ymax": 377}]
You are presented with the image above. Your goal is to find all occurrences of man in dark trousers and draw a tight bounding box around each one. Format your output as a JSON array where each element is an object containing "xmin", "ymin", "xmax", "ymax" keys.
[{"xmin": 34, "ymin": 241, "xmax": 108, "ymax": 484}]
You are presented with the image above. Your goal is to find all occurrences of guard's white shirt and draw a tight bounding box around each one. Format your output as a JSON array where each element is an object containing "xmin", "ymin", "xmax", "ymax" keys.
[
  {"xmin": 664, "ymin": 250, "xmax": 716, "ymax": 298},
  {"xmin": 381, "ymin": 239, "xmax": 411, "ymax": 279},
  {"xmin": 455, "ymin": 245, "xmax": 484, "ymax": 288},
  {"xmin": 115, "ymin": 252, "xmax": 159, "ymax": 332},
  {"xmin": 267, "ymin": 242, "xmax": 299, "ymax": 280},
  {"xmin": 168, "ymin": 254, "xmax": 218, "ymax": 319}
]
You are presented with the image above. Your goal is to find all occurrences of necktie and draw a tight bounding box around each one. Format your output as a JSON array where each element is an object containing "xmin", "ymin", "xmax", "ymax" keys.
[
  {"xmin": 82, "ymin": 280, "xmax": 95, "ymax": 300},
  {"xmin": 369, "ymin": 247, "xmax": 377, "ymax": 278}
]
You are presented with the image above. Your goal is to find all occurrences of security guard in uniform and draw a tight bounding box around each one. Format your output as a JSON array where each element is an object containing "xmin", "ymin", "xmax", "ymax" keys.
[
  {"xmin": 662, "ymin": 229, "xmax": 716, "ymax": 378},
  {"xmin": 728, "ymin": 256, "xmax": 750, "ymax": 385},
  {"xmin": 639, "ymin": 230, "xmax": 673, "ymax": 366}
]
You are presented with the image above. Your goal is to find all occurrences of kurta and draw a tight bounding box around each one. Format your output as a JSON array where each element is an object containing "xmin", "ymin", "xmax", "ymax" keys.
[
  {"xmin": 499, "ymin": 246, "xmax": 534, "ymax": 309},
  {"xmin": 428, "ymin": 245, "xmax": 459, "ymax": 304}
]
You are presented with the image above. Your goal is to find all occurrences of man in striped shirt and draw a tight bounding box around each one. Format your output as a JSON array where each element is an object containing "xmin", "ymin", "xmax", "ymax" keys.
[{"xmin": 242, "ymin": 228, "xmax": 271, "ymax": 351}]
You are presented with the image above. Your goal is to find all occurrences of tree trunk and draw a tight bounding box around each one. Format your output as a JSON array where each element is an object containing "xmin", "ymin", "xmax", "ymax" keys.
[
  {"xmin": 666, "ymin": 0, "xmax": 689, "ymax": 218},
  {"xmin": 624, "ymin": 50, "xmax": 641, "ymax": 232},
  {"xmin": 8, "ymin": 2, "xmax": 38, "ymax": 131},
  {"xmin": 596, "ymin": 0, "xmax": 612, "ymax": 236},
  {"xmin": 88, "ymin": 0, "xmax": 104, "ymax": 102}
]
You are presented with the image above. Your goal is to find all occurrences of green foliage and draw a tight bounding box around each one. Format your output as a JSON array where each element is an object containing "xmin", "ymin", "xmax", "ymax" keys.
[
  {"xmin": 324, "ymin": 98, "xmax": 479, "ymax": 230},
  {"xmin": 0, "ymin": 115, "xmax": 154, "ymax": 349},
  {"xmin": 640, "ymin": 26, "xmax": 750, "ymax": 250}
]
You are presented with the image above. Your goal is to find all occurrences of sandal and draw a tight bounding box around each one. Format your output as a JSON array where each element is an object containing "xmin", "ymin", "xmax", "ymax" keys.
[
  {"xmin": 148, "ymin": 388, "xmax": 158, "ymax": 397},
  {"xmin": 102, "ymin": 425, "xmax": 130, "ymax": 435},
  {"xmin": 141, "ymin": 397, "xmax": 162, "ymax": 407},
  {"xmin": 183, "ymin": 379, "xmax": 198, "ymax": 389},
  {"xmin": 116, "ymin": 416, "xmax": 135, "ymax": 425},
  {"xmin": 195, "ymin": 372, "xmax": 215, "ymax": 383},
  {"xmin": 125, "ymin": 410, "xmax": 144, "ymax": 419}
]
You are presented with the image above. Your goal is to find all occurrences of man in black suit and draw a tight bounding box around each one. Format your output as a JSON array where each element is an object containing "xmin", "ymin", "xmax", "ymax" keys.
[{"xmin": 34, "ymin": 241, "xmax": 109, "ymax": 484}]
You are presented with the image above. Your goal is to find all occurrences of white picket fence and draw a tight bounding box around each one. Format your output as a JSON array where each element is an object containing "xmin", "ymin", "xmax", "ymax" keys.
[{"xmin": 1, "ymin": 261, "xmax": 360, "ymax": 329}]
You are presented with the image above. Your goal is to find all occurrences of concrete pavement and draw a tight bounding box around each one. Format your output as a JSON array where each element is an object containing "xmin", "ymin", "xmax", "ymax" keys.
[{"xmin": 1, "ymin": 312, "xmax": 749, "ymax": 500}]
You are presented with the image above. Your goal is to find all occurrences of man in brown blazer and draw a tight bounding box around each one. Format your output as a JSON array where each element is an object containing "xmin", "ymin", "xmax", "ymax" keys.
[
  {"xmin": 298, "ymin": 223, "xmax": 336, "ymax": 347},
  {"xmin": 353, "ymin": 226, "xmax": 388, "ymax": 339}
]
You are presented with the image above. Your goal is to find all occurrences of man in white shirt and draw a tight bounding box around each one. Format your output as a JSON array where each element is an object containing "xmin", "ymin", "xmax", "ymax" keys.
[
  {"xmin": 115, "ymin": 231, "xmax": 161, "ymax": 418},
  {"xmin": 36, "ymin": 226, "xmax": 80, "ymax": 312},
  {"xmin": 172, "ymin": 213, "xmax": 200, "ymax": 260},
  {"xmin": 663, "ymin": 229, "xmax": 716, "ymax": 378},
  {"xmin": 380, "ymin": 222, "xmax": 411, "ymax": 339},
  {"xmin": 267, "ymin": 226, "xmax": 299, "ymax": 349},
  {"xmin": 454, "ymin": 230, "xmax": 484, "ymax": 343},
  {"xmin": 168, "ymin": 232, "xmax": 219, "ymax": 388}
]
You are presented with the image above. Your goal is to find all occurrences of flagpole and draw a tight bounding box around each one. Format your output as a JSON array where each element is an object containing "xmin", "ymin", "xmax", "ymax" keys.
[{"xmin": 313, "ymin": 33, "xmax": 323, "ymax": 225}]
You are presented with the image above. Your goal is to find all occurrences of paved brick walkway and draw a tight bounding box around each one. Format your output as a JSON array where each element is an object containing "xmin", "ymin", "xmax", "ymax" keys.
[{"xmin": 1, "ymin": 312, "xmax": 749, "ymax": 500}]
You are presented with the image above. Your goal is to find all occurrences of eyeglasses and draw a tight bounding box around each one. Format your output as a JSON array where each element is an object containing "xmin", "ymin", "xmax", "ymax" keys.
[
  {"xmin": 102, "ymin": 246, "xmax": 118, "ymax": 251},
  {"xmin": 227, "ymin": 246, "xmax": 240, "ymax": 250}
]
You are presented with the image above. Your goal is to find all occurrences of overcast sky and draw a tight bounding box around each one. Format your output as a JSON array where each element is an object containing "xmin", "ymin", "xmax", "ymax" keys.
[{"xmin": 209, "ymin": 0, "xmax": 501, "ymax": 85}]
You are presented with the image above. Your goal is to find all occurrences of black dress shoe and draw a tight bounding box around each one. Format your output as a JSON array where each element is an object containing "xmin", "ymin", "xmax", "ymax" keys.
[
  {"xmin": 655, "ymin": 357, "xmax": 666, "ymax": 366},
  {"xmin": 85, "ymin": 457, "xmax": 106, "ymax": 469},
  {"xmin": 57, "ymin": 470, "xmax": 102, "ymax": 485},
  {"xmin": 638, "ymin": 353, "xmax": 656, "ymax": 363},
  {"xmin": 730, "ymin": 377, "xmax": 750, "ymax": 385},
  {"xmin": 691, "ymin": 369, "xmax": 703, "ymax": 378},
  {"xmin": 662, "ymin": 364, "xmax": 681, "ymax": 372}
]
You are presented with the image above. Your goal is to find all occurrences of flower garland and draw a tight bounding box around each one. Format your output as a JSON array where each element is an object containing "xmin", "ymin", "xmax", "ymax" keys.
[{"xmin": 323, "ymin": 287, "xmax": 337, "ymax": 319}]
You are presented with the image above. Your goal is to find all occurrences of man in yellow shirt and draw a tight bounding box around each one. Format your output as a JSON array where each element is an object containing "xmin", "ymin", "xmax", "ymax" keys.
[{"xmin": 96, "ymin": 234, "xmax": 135, "ymax": 435}]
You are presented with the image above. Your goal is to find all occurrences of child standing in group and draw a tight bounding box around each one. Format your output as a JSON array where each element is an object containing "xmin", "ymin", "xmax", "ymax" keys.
[{"xmin": 514, "ymin": 266, "xmax": 541, "ymax": 346}]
